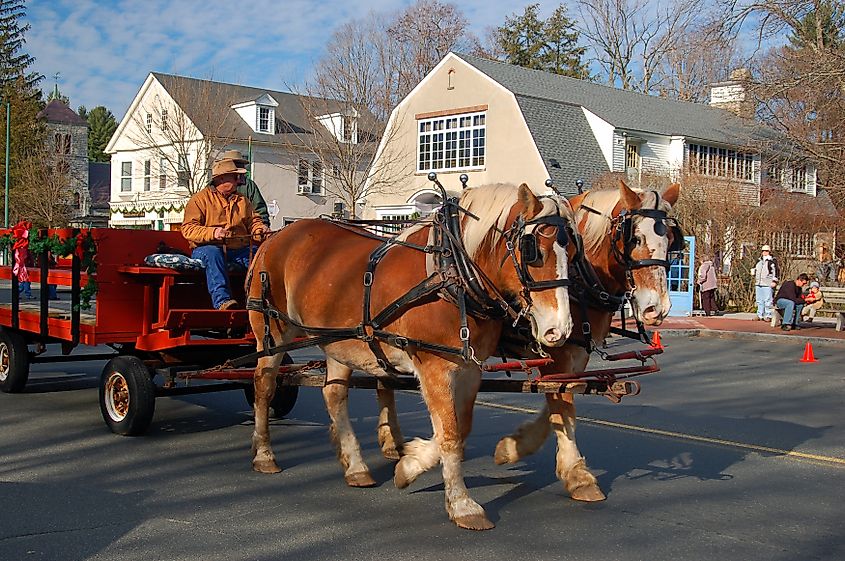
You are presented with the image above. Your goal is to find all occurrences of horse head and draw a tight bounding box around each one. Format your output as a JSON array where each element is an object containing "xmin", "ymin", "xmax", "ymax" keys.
[
  {"xmin": 615, "ymin": 180, "xmax": 681, "ymax": 325},
  {"xmin": 572, "ymin": 180, "xmax": 681, "ymax": 327},
  {"xmin": 460, "ymin": 183, "xmax": 574, "ymax": 347}
]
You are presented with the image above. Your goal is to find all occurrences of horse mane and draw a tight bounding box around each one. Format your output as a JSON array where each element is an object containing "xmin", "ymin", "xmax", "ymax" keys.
[
  {"xmin": 396, "ymin": 183, "xmax": 566, "ymax": 258},
  {"xmin": 576, "ymin": 187, "xmax": 672, "ymax": 255},
  {"xmin": 460, "ymin": 183, "xmax": 562, "ymax": 258}
]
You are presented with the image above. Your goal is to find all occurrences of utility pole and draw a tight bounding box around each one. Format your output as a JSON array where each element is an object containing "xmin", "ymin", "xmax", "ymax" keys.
[{"xmin": 4, "ymin": 100, "xmax": 9, "ymax": 229}]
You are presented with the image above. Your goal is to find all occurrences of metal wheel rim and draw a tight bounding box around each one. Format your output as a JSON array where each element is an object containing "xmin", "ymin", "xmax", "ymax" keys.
[
  {"xmin": 105, "ymin": 372, "xmax": 130, "ymax": 422},
  {"xmin": 0, "ymin": 342, "xmax": 9, "ymax": 383}
]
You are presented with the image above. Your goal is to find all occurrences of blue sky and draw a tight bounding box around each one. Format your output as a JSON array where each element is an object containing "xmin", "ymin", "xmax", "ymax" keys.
[{"xmin": 24, "ymin": 0, "xmax": 524, "ymax": 119}]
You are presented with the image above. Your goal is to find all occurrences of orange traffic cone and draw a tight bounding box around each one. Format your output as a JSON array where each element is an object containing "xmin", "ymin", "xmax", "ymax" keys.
[
  {"xmin": 650, "ymin": 331, "xmax": 663, "ymax": 350},
  {"xmin": 800, "ymin": 341, "xmax": 817, "ymax": 363}
]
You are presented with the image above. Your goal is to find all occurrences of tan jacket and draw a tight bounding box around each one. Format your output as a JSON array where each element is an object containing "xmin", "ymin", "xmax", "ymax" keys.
[{"xmin": 181, "ymin": 185, "xmax": 265, "ymax": 250}]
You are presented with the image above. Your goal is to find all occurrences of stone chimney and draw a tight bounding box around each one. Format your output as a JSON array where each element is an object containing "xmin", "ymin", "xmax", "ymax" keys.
[{"xmin": 709, "ymin": 68, "xmax": 754, "ymax": 119}]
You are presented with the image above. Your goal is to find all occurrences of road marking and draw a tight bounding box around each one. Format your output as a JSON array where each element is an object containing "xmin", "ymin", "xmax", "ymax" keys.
[{"xmin": 474, "ymin": 399, "xmax": 845, "ymax": 467}]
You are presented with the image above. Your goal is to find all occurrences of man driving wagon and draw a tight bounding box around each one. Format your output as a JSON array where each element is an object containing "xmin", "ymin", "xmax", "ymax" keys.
[{"xmin": 181, "ymin": 154, "xmax": 268, "ymax": 310}]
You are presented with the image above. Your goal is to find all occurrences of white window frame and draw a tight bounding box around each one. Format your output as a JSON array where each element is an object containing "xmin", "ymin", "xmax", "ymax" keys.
[
  {"xmin": 625, "ymin": 143, "xmax": 640, "ymax": 170},
  {"xmin": 161, "ymin": 109, "xmax": 169, "ymax": 132},
  {"xmin": 120, "ymin": 161, "xmax": 132, "ymax": 192},
  {"xmin": 417, "ymin": 111, "xmax": 486, "ymax": 173},
  {"xmin": 146, "ymin": 113, "xmax": 152, "ymax": 134},
  {"xmin": 297, "ymin": 158, "xmax": 325, "ymax": 195},
  {"xmin": 687, "ymin": 143, "xmax": 754, "ymax": 182},
  {"xmin": 159, "ymin": 157, "xmax": 167, "ymax": 189},
  {"xmin": 143, "ymin": 160, "xmax": 151, "ymax": 191},
  {"xmin": 257, "ymin": 106, "xmax": 273, "ymax": 133}
]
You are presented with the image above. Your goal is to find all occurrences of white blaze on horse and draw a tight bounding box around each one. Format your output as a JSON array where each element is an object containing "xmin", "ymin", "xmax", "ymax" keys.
[
  {"xmin": 246, "ymin": 182, "xmax": 575, "ymax": 530},
  {"xmin": 492, "ymin": 180, "xmax": 681, "ymax": 501}
]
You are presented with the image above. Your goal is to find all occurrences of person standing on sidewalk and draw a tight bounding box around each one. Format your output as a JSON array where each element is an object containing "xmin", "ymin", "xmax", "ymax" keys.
[
  {"xmin": 752, "ymin": 244, "xmax": 779, "ymax": 321},
  {"xmin": 697, "ymin": 254, "xmax": 719, "ymax": 316},
  {"xmin": 775, "ymin": 273, "xmax": 809, "ymax": 331}
]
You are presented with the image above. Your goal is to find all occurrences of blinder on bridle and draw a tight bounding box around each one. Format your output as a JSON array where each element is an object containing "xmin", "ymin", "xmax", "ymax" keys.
[
  {"xmin": 519, "ymin": 216, "xmax": 570, "ymax": 267},
  {"xmin": 615, "ymin": 207, "xmax": 684, "ymax": 270}
]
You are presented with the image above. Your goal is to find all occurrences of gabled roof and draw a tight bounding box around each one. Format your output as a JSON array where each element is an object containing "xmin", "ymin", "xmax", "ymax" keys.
[
  {"xmin": 150, "ymin": 73, "xmax": 378, "ymax": 147},
  {"xmin": 454, "ymin": 53, "xmax": 765, "ymax": 147},
  {"xmin": 37, "ymin": 99, "xmax": 87, "ymax": 127},
  {"xmin": 515, "ymin": 96, "xmax": 609, "ymax": 196}
]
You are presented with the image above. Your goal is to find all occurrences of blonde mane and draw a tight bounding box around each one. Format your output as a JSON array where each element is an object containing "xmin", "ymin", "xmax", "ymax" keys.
[{"xmin": 576, "ymin": 188, "xmax": 671, "ymax": 255}]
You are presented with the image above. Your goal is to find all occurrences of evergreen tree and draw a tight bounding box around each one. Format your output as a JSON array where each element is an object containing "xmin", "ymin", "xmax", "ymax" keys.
[
  {"xmin": 86, "ymin": 106, "xmax": 117, "ymax": 162},
  {"xmin": 0, "ymin": 0, "xmax": 42, "ymax": 90},
  {"xmin": 495, "ymin": 3, "xmax": 588, "ymax": 78},
  {"xmin": 77, "ymin": 105, "xmax": 87, "ymax": 121},
  {"xmin": 787, "ymin": 0, "xmax": 845, "ymax": 50}
]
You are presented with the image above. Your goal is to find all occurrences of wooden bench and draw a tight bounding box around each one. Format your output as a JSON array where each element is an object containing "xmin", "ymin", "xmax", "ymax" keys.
[
  {"xmin": 816, "ymin": 286, "xmax": 845, "ymax": 331},
  {"xmin": 771, "ymin": 286, "xmax": 845, "ymax": 331}
]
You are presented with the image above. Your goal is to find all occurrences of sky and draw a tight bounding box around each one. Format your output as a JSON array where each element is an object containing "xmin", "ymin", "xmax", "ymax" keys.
[{"xmin": 24, "ymin": 0, "xmax": 526, "ymax": 120}]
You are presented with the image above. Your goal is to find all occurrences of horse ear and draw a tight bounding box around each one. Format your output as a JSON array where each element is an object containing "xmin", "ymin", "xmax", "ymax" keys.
[
  {"xmin": 618, "ymin": 179, "xmax": 640, "ymax": 209},
  {"xmin": 662, "ymin": 183, "xmax": 680, "ymax": 206},
  {"xmin": 518, "ymin": 183, "xmax": 544, "ymax": 219},
  {"xmin": 568, "ymin": 192, "xmax": 586, "ymax": 210}
]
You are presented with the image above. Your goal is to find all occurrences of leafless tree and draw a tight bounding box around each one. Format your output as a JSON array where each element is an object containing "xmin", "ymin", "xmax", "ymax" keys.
[
  {"xmin": 11, "ymin": 146, "xmax": 78, "ymax": 227},
  {"xmin": 128, "ymin": 75, "xmax": 239, "ymax": 194},
  {"xmin": 577, "ymin": 0, "xmax": 707, "ymax": 93},
  {"xmin": 656, "ymin": 26, "xmax": 741, "ymax": 101}
]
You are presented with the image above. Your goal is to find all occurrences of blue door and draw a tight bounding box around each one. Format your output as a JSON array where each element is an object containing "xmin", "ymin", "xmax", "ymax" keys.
[{"xmin": 667, "ymin": 236, "xmax": 695, "ymax": 316}]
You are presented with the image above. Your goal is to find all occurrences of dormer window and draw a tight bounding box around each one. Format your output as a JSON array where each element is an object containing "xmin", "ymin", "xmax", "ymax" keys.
[
  {"xmin": 317, "ymin": 109, "xmax": 359, "ymax": 144},
  {"xmin": 258, "ymin": 106, "xmax": 272, "ymax": 133}
]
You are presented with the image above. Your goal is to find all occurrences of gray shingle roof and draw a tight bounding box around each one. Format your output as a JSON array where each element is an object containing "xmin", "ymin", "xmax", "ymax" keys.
[
  {"xmin": 37, "ymin": 100, "xmax": 88, "ymax": 126},
  {"xmin": 515, "ymin": 96, "xmax": 609, "ymax": 196},
  {"xmin": 455, "ymin": 53, "xmax": 765, "ymax": 146},
  {"xmin": 151, "ymin": 73, "xmax": 378, "ymax": 147}
]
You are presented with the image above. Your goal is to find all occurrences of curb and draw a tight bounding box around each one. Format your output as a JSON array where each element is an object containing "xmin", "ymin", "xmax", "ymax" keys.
[{"xmin": 659, "ymin": 328, "xmax": 845, "ymax": 346}]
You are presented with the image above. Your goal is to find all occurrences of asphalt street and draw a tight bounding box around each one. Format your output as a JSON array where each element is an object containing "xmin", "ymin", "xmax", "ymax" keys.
[{"xmin": 0, "ymin": 336, "xmax": 843, "ymax": 561}]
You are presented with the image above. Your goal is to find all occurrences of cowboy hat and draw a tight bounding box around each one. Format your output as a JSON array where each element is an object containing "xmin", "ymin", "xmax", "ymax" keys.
[
  {"xmin": 218, "ymin": 149, "xmax": 249, "ymax": 166},
  {"xmin": 211, "ymin": 158, "xmax": 247, "ymax": 181}
]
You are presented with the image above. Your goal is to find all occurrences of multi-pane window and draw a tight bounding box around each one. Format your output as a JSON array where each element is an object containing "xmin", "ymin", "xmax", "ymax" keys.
[
  {"xmin": 121, "ymin": 162, "xmax": 132, "ymax": 192},
  {"xmin": 176, "ymin": 155, "xmax": 189, "ymax": 189},
  {"xmin": 625, "ymin": 143, "xmax": 640, "ymax": 170},
  {"xmin": 258, "ymin": 106, "xmax": 271, "ymax": 132},
  {"xmin": 297, "ymin": 159, "xmax": 324, "ymax": 194},
  {"xmin": 688, "ymin": 143, "xmax": 754, "ymax": 181},
  {"xmin": 146, "ymin": 113, "xmax": 152, "ymax": 134},
  {"xmin": 159, "ymin": 158, "xmax": 167, "ymax": 189},
  {"xmin": 418, "ymin": 112, "xmax": 485, "ymax": 172},
  {"xmin": 161, "ymin": 109, "xmax": 169, "ymax": 132},
  {"xmin": 791, "ymin": 167, "xmax": 808, "ymax": 192},
  {"xmin": 143, "ymin": 160, "xmax": 151, "ymax": 191}
]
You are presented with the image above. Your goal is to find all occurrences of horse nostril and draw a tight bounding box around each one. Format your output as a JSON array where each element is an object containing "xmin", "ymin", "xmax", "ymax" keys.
[
  {"xmin": 544, "ymin": 327, "xmax": 562, "ymax": 343},
  {"xmin": 643, "ymin": 306, "xmax": 659, "ymax": 320}
]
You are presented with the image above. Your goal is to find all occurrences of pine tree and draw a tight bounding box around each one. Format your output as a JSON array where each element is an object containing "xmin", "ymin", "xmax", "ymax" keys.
[
  {"xmin": 787, "ymin": 0, "xmax": 844, "ymax": 50},
  {"xmin": 86, "ymin": 106, "xmax": 117, "ymax": 162},
  {"xmin": 0, "ymin": 0, "xmax": 42, "ymax": 91},
  {"xmin": 494, "ymin": 3, "xmax": 588, "ymax": 78}
]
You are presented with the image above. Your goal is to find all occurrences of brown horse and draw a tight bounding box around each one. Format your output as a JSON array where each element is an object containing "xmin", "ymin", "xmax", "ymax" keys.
[
  {"xmin": 246, "ymin": 183, "xmax": 575, "ymax": 530},
  {"xmin": 492, "ymin": 180, "xmax": 681, "ymax": 501}
]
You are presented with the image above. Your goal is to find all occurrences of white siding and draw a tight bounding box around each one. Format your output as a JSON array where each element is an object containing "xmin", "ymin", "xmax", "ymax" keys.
[{"xmin": 581, "ymin": 108, "xmax": 614, "ymax": 169}]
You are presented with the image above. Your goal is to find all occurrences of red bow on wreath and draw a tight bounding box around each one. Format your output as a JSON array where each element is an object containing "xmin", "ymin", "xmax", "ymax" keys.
[{"xmin": 11, "ymin": 220, "xmax": 33, "ymax": 282}]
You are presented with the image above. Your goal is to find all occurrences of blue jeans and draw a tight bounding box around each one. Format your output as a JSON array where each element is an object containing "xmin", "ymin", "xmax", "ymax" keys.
[
  {"xmin": 18, "ymin": 281, "xmax": 32, "ymax": 299},
  {"xmin": 776, "ymin": 298, "xmax": 804, "ymax": 326},
  {"xmin": 191, "ymin": 245, "xmax": 252, "ymax": 309},
  {"xmin": 755, "ymin": 285, "xmax": 773, "ymax": 319}
]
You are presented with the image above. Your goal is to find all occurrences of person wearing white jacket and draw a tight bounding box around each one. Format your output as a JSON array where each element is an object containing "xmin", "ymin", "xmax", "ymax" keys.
[{"xmin": 752, "ymin": 245, "xmax": 779, "ymax": 321}]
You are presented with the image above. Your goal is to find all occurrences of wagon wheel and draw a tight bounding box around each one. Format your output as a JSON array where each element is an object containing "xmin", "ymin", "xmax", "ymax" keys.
[
  {"xmin": 243, "ymin": 354, "xmax": 299, "ymax": 418},
  {"xmin": 0, "ymin": 328, "xmax": 30, "ymax": 393},
  {"xmin": 99, "ymin": 356, "xmax": 156, "ymax": 436}
]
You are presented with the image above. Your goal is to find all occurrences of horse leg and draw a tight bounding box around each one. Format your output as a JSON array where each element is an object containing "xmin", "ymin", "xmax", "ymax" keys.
[
  {"xmin": 548, "ymin": 392, "xmax": 605, "ymax": 502},
  {"xmin": 252, "ymin": 352, "xmax": 285, "ymax": 474},
  {"xmin": 323, "ymin": 358, "xmax": 376, "ymax": 488},
  {"xmin": 494, "ymin": 404, "xmax": 552, "ymax": 465},
  {"xmin": 411, "ymin": 361, "xmax": 492, "ymax": 530},
  {"xmin": 376, "ymin": 388, "xmax": 404, "ymax": 460}
]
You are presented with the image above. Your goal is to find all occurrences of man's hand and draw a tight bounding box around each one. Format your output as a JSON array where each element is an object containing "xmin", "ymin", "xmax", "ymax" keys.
[{"xmin": 213, "ymin": 227, "xmax": 229, "ymax": 240}]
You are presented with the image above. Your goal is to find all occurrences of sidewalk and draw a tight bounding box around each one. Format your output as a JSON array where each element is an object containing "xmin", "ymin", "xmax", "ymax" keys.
[{"xmin": 644, "ymin": 312, "xmax": 845, "ymax": 345}]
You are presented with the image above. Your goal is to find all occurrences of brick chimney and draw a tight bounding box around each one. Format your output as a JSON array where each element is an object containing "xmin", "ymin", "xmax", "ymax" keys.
[{"xmin": 710, "ymin": 68, "xmax": 754, "ymax": 119}]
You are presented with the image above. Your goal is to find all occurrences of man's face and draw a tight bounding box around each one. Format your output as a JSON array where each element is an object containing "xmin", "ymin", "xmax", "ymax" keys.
[
  {"xmin": 762, "ymin": 250, "xmax": 770, "ymax": 257},
  {"xmin": 215, "ymin": 173, "xmax": 241, "ymax": 197},
  {"xmin": 797, "ymin": 279, "xmax": 807, "ymax": 288}
]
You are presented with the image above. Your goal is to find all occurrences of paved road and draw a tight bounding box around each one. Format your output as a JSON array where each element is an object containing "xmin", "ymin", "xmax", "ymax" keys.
[{"xmin": 0, "ymin": 336, "xmax": 842, "ymax": 561}]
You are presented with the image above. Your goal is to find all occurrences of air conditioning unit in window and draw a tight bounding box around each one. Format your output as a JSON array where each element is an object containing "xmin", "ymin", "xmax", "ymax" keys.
[{"xmin": 297, "ymin": 183, "xmax": 311, "ymax": 195}]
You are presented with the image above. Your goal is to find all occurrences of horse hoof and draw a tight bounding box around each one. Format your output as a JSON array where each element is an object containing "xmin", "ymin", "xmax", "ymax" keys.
[
  {"xmin": 381, "ymin": 446, "xmax": 402, "ymax": 461},
  {"xmin": 253, "ymin": 460, "xmax": 282, "ymax": 474},
  {"xmin": 494, "ymin": 437, "xmax": 518, "ymax": 465},
  {"xmin": 345, "ymin": 471, "xmax": 377, "ymax": 488},
  {"xmin": 570, "ymin": 484, "xmax": 606, "ymax": 502},
  {"xmin": 453, "ymin": 514, "xmax": 495, "ymax": 531}
]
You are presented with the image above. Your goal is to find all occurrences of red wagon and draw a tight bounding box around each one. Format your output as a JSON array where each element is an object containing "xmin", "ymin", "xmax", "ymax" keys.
[{"xmin": 0, "ymin": 228, "xmax": 656, "ymax": 436}]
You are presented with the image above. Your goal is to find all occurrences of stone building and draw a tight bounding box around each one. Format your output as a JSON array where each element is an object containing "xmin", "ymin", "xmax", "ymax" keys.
[{"xmin": 36, "ymin": 99, "xmax": 90, "ymax": 220}]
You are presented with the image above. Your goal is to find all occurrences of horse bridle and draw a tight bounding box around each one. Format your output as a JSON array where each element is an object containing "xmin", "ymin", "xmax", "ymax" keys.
[
  {"xmin": 610, "ymin": 207, "xmax": 684, "ymax": 271},
  {"xmin": 507, "ymin": 212, "xmax": 573, "ymax": 293}
]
